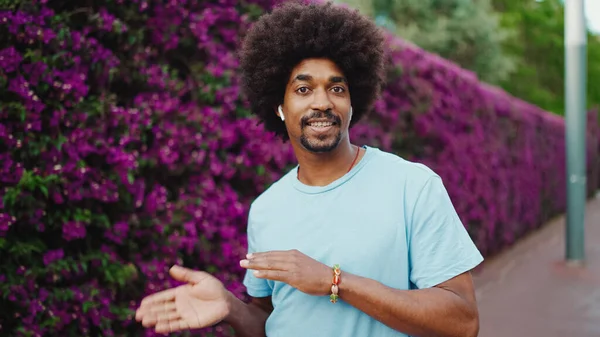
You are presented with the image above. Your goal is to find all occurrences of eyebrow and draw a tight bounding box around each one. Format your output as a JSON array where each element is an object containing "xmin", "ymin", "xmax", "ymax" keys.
[{"xmin": 292, "ymin": 74, "xmax": 347, "ymax": 84}]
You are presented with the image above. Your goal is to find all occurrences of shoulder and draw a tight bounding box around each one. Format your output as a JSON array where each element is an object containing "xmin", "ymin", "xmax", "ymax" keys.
[
  {"xmin": 365, "ymin": 147, "xmax": 441, "ymax": 189},
  {"xmin": 248, "ymin": 168, "xmax": 296, "ymax": 219}
]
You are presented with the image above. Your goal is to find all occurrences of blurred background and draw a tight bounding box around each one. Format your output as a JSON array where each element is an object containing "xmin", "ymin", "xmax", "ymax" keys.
[{"xmin": 0, "ymin": 0, "xmax": 598, "ymax": 336}]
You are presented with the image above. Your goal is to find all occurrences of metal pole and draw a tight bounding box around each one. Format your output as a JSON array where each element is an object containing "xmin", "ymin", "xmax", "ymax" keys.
[{"xmin": 565, "ymin": 0, "xmax": 587, "ymax": 263}]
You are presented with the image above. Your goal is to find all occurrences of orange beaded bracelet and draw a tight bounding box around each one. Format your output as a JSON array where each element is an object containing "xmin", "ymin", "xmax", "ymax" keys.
[{"xmin": 330, "ymin": 264, "xmax": 341, "ymax": 303}]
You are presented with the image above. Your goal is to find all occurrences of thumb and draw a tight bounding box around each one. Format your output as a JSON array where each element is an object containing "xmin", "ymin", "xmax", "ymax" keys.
[{"xmin": 169, "ymin": 265, "xmax": 209, "ymax": 284}]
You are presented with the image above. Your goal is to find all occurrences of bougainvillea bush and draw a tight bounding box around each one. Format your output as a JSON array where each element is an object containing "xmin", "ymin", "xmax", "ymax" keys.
[
  {"xmin": 0, "ymin": 0, "xmax": 598, "ymax": 336},
  {"xmin": 0, "ymin": 1, "xmax": 295, "ymax": 336},
  {"xmin": 369, "ymin": 41, "xmax": 600, "ymax": 255}
]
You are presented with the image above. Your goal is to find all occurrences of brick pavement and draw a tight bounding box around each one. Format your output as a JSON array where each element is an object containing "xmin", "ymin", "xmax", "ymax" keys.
[{"xmin": 472, "ymin": 192, "xmax": 600, "ymax": 337}]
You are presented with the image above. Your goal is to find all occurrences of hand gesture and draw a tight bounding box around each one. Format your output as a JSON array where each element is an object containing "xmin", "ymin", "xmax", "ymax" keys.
[
  {"xmin": 240, "ymin": 249, "xmax": 331, "ymax": 296},
  {"xmin": 135, "ymin": 265, "xmax": 230, "ymax": 334}
]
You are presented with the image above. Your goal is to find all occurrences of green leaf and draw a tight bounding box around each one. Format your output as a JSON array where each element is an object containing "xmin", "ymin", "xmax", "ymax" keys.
[
  {"xmin": 51, "ymin": 14, "xmax": 63, "ymax": 24},
  {"xmin": 40, "ymin": 316, "xmax": 60, "ymax": 329},
  {"xmin": 53, "ymin": 288, "xmax": 74, "ymax": 301},
  {"xmin": 8, "ymin": 239, "xmax": 46, "ymax": 257},
  {"xmin": 243, "ymin": 3, "xmax": 264, "ymax": 20},
  {"xmin": 57, "ymin": 28, "xmax": 68, "ymax": 41},
  {"xmin": 73, "ymin": 208, "xmax": 92, "ymax": 223},
  {"xmin": 5, "ymin": 102, "xmax": 26, "ymax": 121},
  {"xmin": 83, "ymin": 301, "xmax": 94, "ymax": 313},
  {"xmin": 39, "ymin": 185, "xmax": 48, "ymax": 198},
  {"xmin": 1, "ymin": 285, "xmax": 11, "ymax": 299},
  {"xmin": 3, "ymin": 187, "xmax": 19, "ymax": 208},
  {"xmin": 110, "ymin": 306, "xmax": 134, "ymax": 320},
  {"xmin": 23, "ymin": 49, "xmax": 40, "ymax": 62},
  {"xmin": 16, "ymin": 326, "xmax": 31, "ymax": 337},
  {"xmin": 235, "ymin": 106, "xmax": 252, "ymax": 118},
  {"xmin": 55, "ymin": 134, "xmax": 67, "ymax": 150},
  {"xmin": 93, "ymin": 213, "xmax": 111, "ymax": 229}
]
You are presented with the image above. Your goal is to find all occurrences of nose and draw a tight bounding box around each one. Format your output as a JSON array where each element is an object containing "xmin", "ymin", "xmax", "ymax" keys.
[{"xmin": 309, "ymin": 88, "xmax": 333, "ymax": 111}]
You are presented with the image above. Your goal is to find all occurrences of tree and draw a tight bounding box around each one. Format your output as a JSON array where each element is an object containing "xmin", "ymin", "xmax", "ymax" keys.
[
  {"xmin": 491, "ymin": 0, "xmax": 600, "ymax": 115},
  {"xmin": 338, "ymin": 0, "xmax": 517, "ymax": 84}
]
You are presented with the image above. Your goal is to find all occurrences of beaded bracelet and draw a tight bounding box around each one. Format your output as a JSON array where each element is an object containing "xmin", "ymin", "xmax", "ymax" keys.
[{"xmin": 330, "ymin": 264, "xmax": 341, "ymax": 303}]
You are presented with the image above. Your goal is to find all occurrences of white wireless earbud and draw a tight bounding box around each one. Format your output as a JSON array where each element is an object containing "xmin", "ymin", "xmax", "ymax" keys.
[
  {"xmin": 278, "ymin": 105, "xmax": 285, "ymax": 121},
  {"xmin": 349, "ymin": 106, "xmax": 353, "ymax": 121}
]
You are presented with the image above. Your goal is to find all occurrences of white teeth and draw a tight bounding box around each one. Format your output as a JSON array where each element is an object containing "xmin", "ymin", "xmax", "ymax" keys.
[{"xmin": 310, "ymin": 122, "xmax": 333, "ymax": 127}]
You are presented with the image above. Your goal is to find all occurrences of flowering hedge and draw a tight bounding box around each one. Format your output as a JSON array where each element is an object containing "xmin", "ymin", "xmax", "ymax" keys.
[
  {"xmin": 367, "ymin": 41, "xmax": 600, "ymax": 255},
  {"xmin": 0, "ymin": 1, "xmax": 598, "ymax": 337}
]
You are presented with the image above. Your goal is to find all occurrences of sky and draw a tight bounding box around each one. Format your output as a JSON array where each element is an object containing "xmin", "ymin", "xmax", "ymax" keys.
[{"xmin": 586, "ymin": 0, "xmax": 600, "ymax": 33}]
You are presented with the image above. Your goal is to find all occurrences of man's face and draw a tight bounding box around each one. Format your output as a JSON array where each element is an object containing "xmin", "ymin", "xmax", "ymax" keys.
[{"xmin": 279, "ymin": 58, "xmax": 352, "ymax": 153}]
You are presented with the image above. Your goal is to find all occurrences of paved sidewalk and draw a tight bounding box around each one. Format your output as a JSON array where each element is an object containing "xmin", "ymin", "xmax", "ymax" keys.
[{"xmin": 473, "ymin": 193, "xmax": 600, "ymax": 337}]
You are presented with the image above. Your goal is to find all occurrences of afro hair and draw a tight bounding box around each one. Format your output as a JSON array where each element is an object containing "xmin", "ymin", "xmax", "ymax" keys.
[{"xmin": 239, "ymin": 1, "xmax": 386, "ymax": 140}]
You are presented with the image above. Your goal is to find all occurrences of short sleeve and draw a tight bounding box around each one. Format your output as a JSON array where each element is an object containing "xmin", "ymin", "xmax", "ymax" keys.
[
  {"xmin": 408, "ymin": 176, "xmax": 483, "ymax": 289},
  {"xmin": 242, "ymin": 207, "xmax": 273, "ymax": 298}
]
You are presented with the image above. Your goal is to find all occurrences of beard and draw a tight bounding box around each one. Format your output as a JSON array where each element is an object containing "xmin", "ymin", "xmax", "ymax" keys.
[
  {"xmin": 299, "ymin": 110, "xmax": 343, "ymax": 153},
  {"xmin": 300, "ymin": 131, "xmax": 342, "ymax": 153}
]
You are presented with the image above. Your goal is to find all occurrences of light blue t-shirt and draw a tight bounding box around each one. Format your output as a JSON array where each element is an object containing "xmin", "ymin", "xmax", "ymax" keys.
[{"xmin": 243, "ymin": 146, "xmax": 483, "ymax": 337}]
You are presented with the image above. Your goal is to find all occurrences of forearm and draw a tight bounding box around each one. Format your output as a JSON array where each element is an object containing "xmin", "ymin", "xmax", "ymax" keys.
[
  {"xmin": 223, "ymin": 292, "xmax": 269, "ymax": 337},
  {"xmin": 339, "ymin": 273, "xmax": 478, "ymax": 337}
]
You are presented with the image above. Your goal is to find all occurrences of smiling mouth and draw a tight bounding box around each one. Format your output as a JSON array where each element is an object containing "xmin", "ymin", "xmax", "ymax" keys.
[
  {"xmin": 307, "ymin": 121, "xmax": 336, "ymax": 127},
  {"xmin": 301, "ymin": 110, "xmax": 342, "ymax": 131}
]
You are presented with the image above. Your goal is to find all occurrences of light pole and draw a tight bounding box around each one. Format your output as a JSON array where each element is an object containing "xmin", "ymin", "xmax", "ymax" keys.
[{"xmin": 565, "ymin": 0, "xmax": 587, "ymax": 264}]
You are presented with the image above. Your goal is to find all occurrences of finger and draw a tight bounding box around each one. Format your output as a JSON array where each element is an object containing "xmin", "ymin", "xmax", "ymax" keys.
[
  {"xmin": 240, "ymin": 257, "xmax": 292, "ymax": 271},
  {"xmin": 155, "ymin": 319, "xmax": 190, "ymax": 334},
  {"xmin": 150, "ymin": 301, "xmax": 179, "ymax": 322},
  {"xmin": 139, "ymin": 288, "xmax": 177, "ymax": 307},
  {"xmin": 135, "ymin": 308, "xmax": 145, "ymax": 321},
  {"xmin": 149, "ymin": 300, "xmax": 176, "ymax": 315},
  {"xmin": 252, "ymin": 269, "xmax": 289, "ymax": 282},
  {"xmin": 246, "ymin": 250, "xmax": 296, "ymax": 260},
  {"xmin": 136, "ymin": 303, "xmax": 165, "ymax": 321},
  {"xmin": 136, "ymin": 304, "xmax": 155, "ymax": 321},
  {"xmin": 155, "ymin": 310, "xmax": 180, "ymax": 322},
  {"xmin": 138, "ymin": 300, "xmax": 177, "ymax": 325},
  {"xmin": 243, "ymin": 250, "xmax": 296, "ymax": 268},
  {"xmin": 141, "ymin": 313, "xmax": 159, "ymax": 328},
  {"xmin": 169, "ymin": 265, "xmax": 211, "ymax": 284}
]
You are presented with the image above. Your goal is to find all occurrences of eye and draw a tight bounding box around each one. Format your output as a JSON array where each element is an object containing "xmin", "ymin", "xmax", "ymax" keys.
[
  {"xmin": 296, "ymin": 86, "xmax": 310, "ymax": 94},
  {"xmin": 331, "ymin": 86, "xmax": 345, "ymax": 93}
]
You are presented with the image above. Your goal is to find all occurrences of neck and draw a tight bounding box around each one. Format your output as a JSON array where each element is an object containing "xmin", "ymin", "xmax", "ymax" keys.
[{"xmin": 292, "ymin": 139, "xmax": 361, "ymax": 186}]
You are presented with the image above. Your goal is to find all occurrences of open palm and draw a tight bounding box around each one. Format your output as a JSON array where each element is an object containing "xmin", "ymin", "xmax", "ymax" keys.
[{"xmin": 135, "ymin": 266, "xmax": 230, "ymax": 334}]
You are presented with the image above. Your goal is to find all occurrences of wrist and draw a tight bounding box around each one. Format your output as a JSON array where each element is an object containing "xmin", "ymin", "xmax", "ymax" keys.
[
  {"xmin": 223, "ymin": 290, "xmax": 240, "ymax": 323},
  {"xmin": 328, "ymin": 264, "xmax": 342, "ymax": 303},
  {"xmin": 321, "ymin": 266, "xmax": 333, "ymax": 296}
]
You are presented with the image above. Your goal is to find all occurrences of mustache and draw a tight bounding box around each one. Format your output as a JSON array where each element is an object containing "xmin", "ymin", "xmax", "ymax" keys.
[{"xmin": 300, "ymin": 110, "xmax": 341, "ymax": 127}]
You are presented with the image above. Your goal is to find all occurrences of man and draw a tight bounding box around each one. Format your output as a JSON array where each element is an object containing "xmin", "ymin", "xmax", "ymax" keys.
[{"xmin": 135, "ymin": 1, "xmax": 484, "ymax": 337}]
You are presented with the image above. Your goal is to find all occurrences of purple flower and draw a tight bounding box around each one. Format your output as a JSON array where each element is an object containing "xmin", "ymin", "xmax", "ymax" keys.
[
  {"xmin": 43, "ymin": 249, "xmax": 64, "ymax": 266},
  {"xmin": 0, "ymin": 213, "xmax": 15, "ymax": 236},
  {"xmin": 104, "ymin": 221, "xmax": 129, "ymax": 244},
  {"xmin": 62, "ymin": 221, "xmax": 86, "ymax": 241},
  {"xmin": 0, "ymin": 46, "xmax": 22, "ymax": 73}
]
